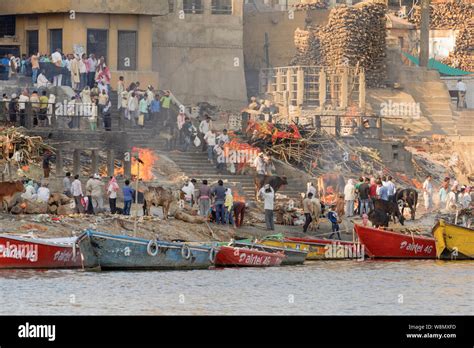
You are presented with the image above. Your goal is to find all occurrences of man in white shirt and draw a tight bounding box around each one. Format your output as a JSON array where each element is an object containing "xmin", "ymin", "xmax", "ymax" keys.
[
  {"xmin": 204, "ymin": 129, "xmax": 216, "ymax": 163},
  {"xmin": 386, "ymin": 176, "xmax": 396, "ymax": 201},
  {"xmin": 217, "ymin": 129, "xmax": 230, "ymax": 144},
  {"xmin": 307, "ymin": 183, "xmax": 317, "ymax": 198},
  {"xmin": 182, "ymin": 182, "xmax": 194, "ymax": 206},
  {"xmin": 37, "ymin": 183, "xmax": 50, "ymax": 203},
  {"xmin": 259, "ymin": 184, "xmax": 275, "ymax": 231},
  {"xmin": 71, "ymin": 174, "xmax": 84, "ymax": 213},
  {"xmin": 18, "ymin": 90, "xmax": 29, "ymax": 127},
  {"xmin": 199, "ymin": 115, "xmax": 212, "ymax": 152},
  {"xmin": 456, "ymin": 79, "xmax": 467, "ymax": 109},
  {"xmin": 253, "ymin": 153, "xmax": 266, "ymax": 175},
  {"xmin": 422, "ymin": 175, "xmax": 433, "ymax": 212},
  {"xmin": 51, "ymin": 49, "xmax": 63, "ymax": 86}
]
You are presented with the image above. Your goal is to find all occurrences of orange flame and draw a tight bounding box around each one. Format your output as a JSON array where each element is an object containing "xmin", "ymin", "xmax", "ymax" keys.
[{"xmin": 114, "ymin": 147, "xmax": 158, "ymax": 182}]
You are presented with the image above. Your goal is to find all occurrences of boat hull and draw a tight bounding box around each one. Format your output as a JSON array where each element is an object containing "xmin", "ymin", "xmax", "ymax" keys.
[
  {"xmin": 354, "ymin": 224, "xmax": 435, "ymax": 259},
  {"xmin": 277, "ymin": 237, "xmax": 364, "ymax": 260},
  {"xmin": 232, "ymin": 241, "xmax": 307, "ymax": 265},
  {"xmin": 77, "ymin": 231, "xmax": 215, "ymax": 270},
  {"xmin": 215, "ymin": 245, "xmax": 285, "ymax": 267},
  {"xmin": 0, "ymin": 235, "xmax": 81, "ymax": 269},
  {"xmin": 433, "ymin": 220, "xmax": 474, "ymax": 260}
]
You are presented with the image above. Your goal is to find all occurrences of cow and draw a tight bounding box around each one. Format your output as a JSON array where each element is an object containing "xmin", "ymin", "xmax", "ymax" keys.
[
  {"xmin": 143, "ymin": 186, "xmax": 174, "ymax": 219},
  {"xmin": 0, "ymin": 181, "xmax": 25, "ymax": 212},
  {"xmin": 368, "ymin": 209, "xmax": 390, "ymax": 228},
  {"xmin": 254, "ymin": 175, "xmax": 288, "ymax": 201},
  {"xmin": 373, "ymin": 199, "xmax": 405, "ymax": 225},
  {"xmin": 395, "ymin": 188, "xmax": 418, "ymax": 220}
]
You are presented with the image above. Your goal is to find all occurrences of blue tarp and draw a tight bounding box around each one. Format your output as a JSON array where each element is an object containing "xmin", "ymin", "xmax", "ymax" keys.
[{"xmin": 402, "ymin": 52, "xmax": 472, "ymax": 76}]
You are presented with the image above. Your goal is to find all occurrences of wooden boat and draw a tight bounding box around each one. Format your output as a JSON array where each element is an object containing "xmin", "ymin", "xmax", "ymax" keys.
[
  {"xmin": 215, "ymin": 245, "xmax": 285, "ymax": 267},
  {"xmin": 0, "ymin": 234, "xmax": 81, "ymax": 269},
  {"xmin": 231, "ymin": 240, "xmax": 307, "ymax": 265},
  {"xmin": 265, "ymin": 237, "xmax": 364, "ymax": 260},
  {"xmin": 77, "ymin": 230, "xmax": 216, "ymax": 270},
  {"xmin": 354, "ymin": 224, "xmax": 435, "ymax": 259},
  {"xmin": 432, "ymin": 219, "xmax": 474, "ymax": 260}
]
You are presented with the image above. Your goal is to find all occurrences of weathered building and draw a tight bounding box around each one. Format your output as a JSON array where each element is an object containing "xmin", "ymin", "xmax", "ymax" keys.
[
  {"xmin": 153, "ymin": 0, "xmax": 247, "ymax": 109},
  {"xmin": 0, "ymin": 0, "xmax": 168, "ymax": 87}
]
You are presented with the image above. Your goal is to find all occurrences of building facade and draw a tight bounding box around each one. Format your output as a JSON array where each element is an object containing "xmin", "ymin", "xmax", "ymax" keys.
[
  {"xmin": 153, "ymin": 0, "xmax": 247, "ymax": 108},
  {"xmin": 0, "ymin": 0, "xmax": 168, "ymax": 87}
]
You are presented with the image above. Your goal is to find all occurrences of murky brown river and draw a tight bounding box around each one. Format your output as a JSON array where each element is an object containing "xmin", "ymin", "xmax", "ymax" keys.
[{"xmin": 0, "ymin": 260, "xmax": 472, "ymax": 315}]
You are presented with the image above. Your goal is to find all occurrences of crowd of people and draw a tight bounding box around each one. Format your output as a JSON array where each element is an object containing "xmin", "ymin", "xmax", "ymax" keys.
[{"xmin": 181, "ymin": 179, "xmax": 246, "ymax": 228}]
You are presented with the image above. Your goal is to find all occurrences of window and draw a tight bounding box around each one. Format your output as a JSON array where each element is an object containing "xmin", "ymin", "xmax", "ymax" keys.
[
  {"xmin": 0, "ymin": 16, "xmax": 16, "ymax": 38},
  {"xmin": 87, "ymin": 29, "xmax": 108, "ymax": 60},
  {"xmin": 27, "ymin": 31, "xmax": 39, "ymax": 56},
  {"xmin": 212, "ymin": 0, "xmax": 232, "ymax": 14},
  {"xmin": 49, "ymin": 29, "xmax": 63, "ymax": 53},
  {"xmin": 169, "ymin": 0, "xmax": 175, "ymax": 13},
  {"xmin": 183, "ymin": 0, "xmax": 203, "ymax": 14},
  {"xmin": 118, "ymin": 31, "xmax": 137, "ymax": 71}
]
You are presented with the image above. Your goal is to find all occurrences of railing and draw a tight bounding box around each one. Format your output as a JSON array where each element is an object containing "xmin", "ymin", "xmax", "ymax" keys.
[{"xmin": 0, "ymin": 101, "xmax": 122, "ymax": 132}]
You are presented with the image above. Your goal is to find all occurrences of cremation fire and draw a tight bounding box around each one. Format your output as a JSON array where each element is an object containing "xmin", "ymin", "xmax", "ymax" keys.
[{"xmin": 114, "ymin": 147, "xmax": 158, "ymax": 181}]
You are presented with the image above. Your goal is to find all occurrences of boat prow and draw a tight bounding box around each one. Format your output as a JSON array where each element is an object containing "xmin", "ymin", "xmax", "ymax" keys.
[{"xmin": 432, "ymin": 219, "xmax": 474, "ymax": 260}]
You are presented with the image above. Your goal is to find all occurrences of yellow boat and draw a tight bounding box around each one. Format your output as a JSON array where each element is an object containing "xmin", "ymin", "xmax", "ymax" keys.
[
  {"xmin": 432, "ymin": 219, "xmax": 474, "ymax": 260},
  {"xmin": 260, "ymin": 239, "xmax": 364, "ymax": 260}
]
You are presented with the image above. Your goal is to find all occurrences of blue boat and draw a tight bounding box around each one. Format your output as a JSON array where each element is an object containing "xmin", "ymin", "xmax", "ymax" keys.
[{"xmin": 77, "ymin": 230, "xmax": 217, "ymax": 271}]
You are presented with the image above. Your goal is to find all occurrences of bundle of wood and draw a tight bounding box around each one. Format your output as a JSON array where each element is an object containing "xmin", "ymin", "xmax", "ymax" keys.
[
  {"xmin": 409, "ymin": 0, "xmax": 474, "ymax": 29},
  {"xmin": 293, "ymin": 0, "xmax": 328, "ymax": 11},
  {"xmin": 292, "ymin": 3, "xmax": 387, "ymax": 87},
  {"xmin": 291, "ymin": 26, "xmax": 323, "ymax": 65},
  {"xmin": 442, "ymin": 25, "xmax": 474, "ymax": 72},
  {"xmin": 0, "ymin": 127, "xmax": 55, "ymax": 165}
]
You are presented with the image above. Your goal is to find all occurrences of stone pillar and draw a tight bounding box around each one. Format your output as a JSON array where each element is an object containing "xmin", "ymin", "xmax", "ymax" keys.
[
  {"xmin": 203, "ymin": 0, "xmax": 212, "ymax": 15},
  {"xmin": 319, "ymin": 69, "xmax": 326, "ymax": 109},
  {"xmin": 296, "ymin": 68, "xmax": 304, "ymax": 107},
  {"xmin": 91, "ymin": 150, "xmax": 98, "ymax": 175},
  {"xmin": 276, "ymin": 69, "xmax": 284, "ymax": 105},
  {"xmin": 419, "ymin": 0, "xmax": 430, "ymax": 67},
  {"xmin": 73, "ymin": 149, "xmax": 81, "ymax": 176},
  {"xmin": 124, "ymin": 151, "xmax": 132, "ymax": 179},
  {"xmin": 359, "ymin": 70, "xmax": 366, "ymax": 112},
  {"xmin": 286, "ymin": 68, "xmax": 293, "ymax": 104},
  {"xmin": 55, "ymin": 149, "xmax": 63, "ymax": 177},
  {"xmin": 335, "ymin": 115, "xmax": 341, "ymax": 138},
  {"xmin": 341, "ymin": 68, "xmax": 349, "ymax": 109},
  {"xmin": 107, "ymin": 150, "xmax": 115, "ymax": 178}
]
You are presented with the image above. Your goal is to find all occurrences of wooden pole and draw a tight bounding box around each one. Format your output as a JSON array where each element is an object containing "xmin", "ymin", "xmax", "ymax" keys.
[
  {"xmin": 419, "ymin": 0, "xmax": 430, "ymax": 67},
  {"xmin": 133, "ymin": 157, "xmax": 140, "ymax": 237}
]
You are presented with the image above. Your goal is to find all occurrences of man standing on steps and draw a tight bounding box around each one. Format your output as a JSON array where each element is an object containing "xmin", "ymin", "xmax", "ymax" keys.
[
  {"xmin": 456, "ymin": 79, "xmax": 467, "ymax": 109},
  {"xmin": 160, "ymin": 91, "xmax": 171, "ymax": 127},
  {"xmin": 199, "ymin": 115, "xmax": 212, "ymax": 152}
]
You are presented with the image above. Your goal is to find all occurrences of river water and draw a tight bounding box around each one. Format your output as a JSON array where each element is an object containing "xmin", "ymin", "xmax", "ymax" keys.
[{"xmin": 0, "ymin": 260, "xmax": 472, "ymax": 315}]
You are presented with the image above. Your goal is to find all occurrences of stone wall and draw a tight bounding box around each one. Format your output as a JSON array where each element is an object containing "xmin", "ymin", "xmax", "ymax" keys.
[{"xmin": 152, "ymin": 0, "xmax": 247, "ymax": 110}]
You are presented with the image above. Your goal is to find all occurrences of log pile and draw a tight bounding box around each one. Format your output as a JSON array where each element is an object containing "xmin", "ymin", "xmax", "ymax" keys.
[
  {"xmin": 291, "ymin": 26, "xmax": 323, "ymax": 65},
  {"xmin": 442, "ymin": 25, "xmax": 474, "ymax": 72},
  {"xmin": 292, "ymin": 3, "xmax": 388, "ymax": 87},
  {"xmin": 293, "ymin": 0, "xmax": 328, "ymax": 11},
  {"xmin": 0, "ymin": 127, "xmax": 55, "ymax": 165},
  {"xmin": 409, "ymin": 0, "xmax": 474, "ymax": 30}
]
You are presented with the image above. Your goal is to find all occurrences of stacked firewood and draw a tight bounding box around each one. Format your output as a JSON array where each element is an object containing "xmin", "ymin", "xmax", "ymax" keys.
[
  {"xmin": 442, "ymin": 25, "xmax": 474, "ymax": 72},
  {"xmin": 292, "ymin": 3, "xmax": 387, "ymax": 87},
  {"xmin": 409, "ymin": 0, "xmax": 474, "ymax": 30},
  {"xmin": 293, "ymin": 0, "xmax": 328, "ymax": 11},
  {"xmin": 291, "ymin": 26, "xmax": 323, "ymax": 66}
]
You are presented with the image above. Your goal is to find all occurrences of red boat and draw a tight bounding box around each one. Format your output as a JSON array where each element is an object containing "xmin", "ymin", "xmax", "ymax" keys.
[
  {"xmin": 215, "ymin": 245, "xmax": 285, "ymax": 267},
  {"xmin": 354, "ymin": 224, "xmax": 436, "ymax": 259},
  {"xmin": 0, "ymin": 234, "xmax": 81, "ymax": 269}
]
